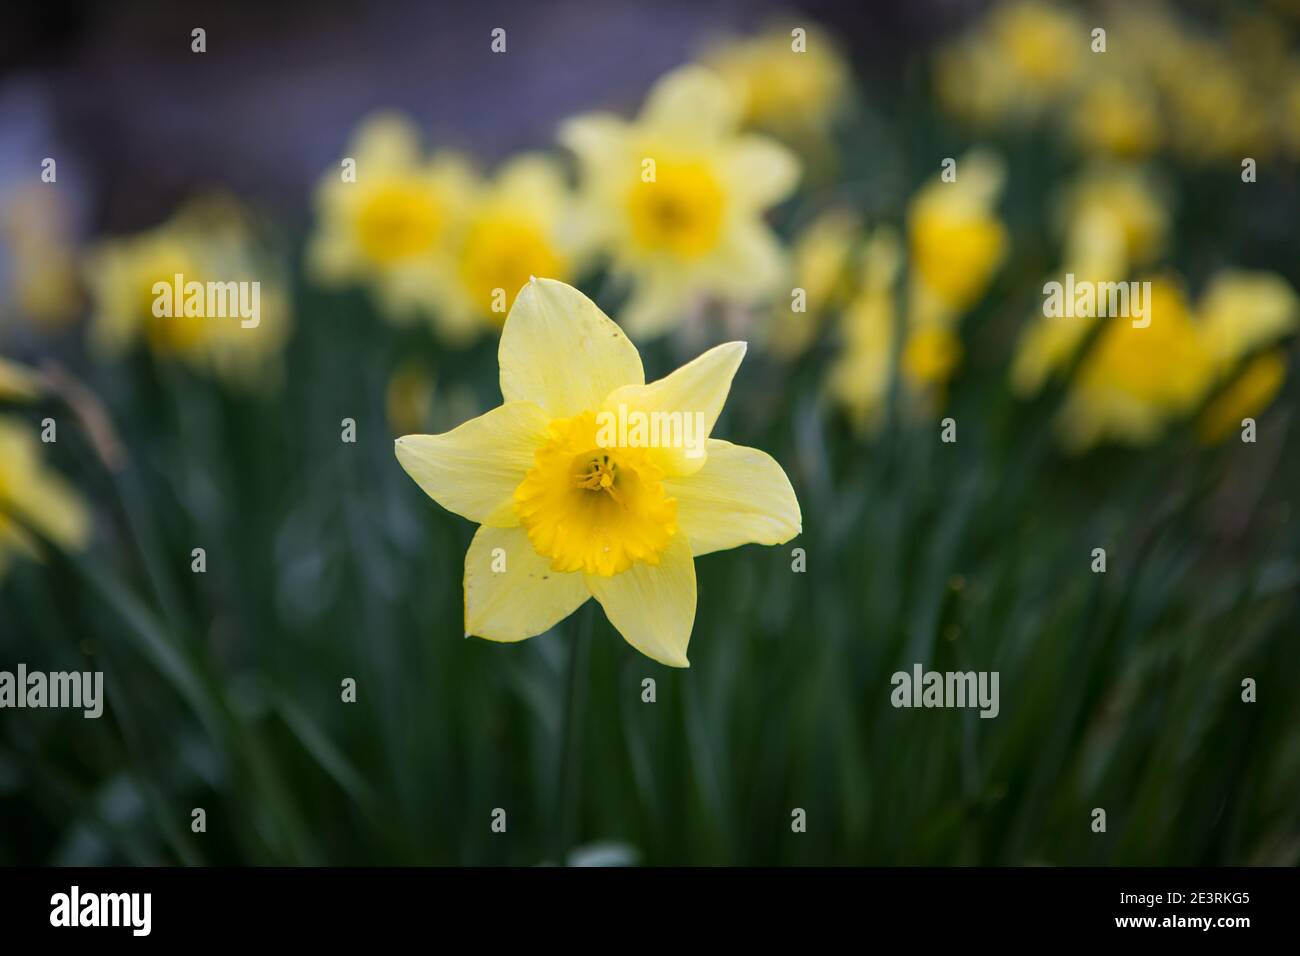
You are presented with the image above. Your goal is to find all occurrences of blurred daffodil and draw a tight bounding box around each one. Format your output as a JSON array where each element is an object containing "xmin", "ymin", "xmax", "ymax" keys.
[
  {"xmin": 561, "ymin": 65, "xmax": 799, "ymax": 337},
  {"xmin": 443, "ymin": 155, "xmax": 587, "ymax": 332},
  {"xmin": 1056, "ymin": 272, "xmax": 1297, "ymax": 451},
  {"xmin": 308, "ymin": 112, "xmax": 475, "ymax": 337},
  {"xmin": 764, "ymin": 207, "xmax": 859, "ymax": 359},
  {"xmin": 907, "ymin": 150, "xmax": 1007, "ymax": 329},
  {"xmin": 1067, "ymin": 74, "xmax": 1163, "ymax": 159},
  {"xmin": 0, "ymin": 416, "xmax": 90, "ymax": 579},
  {"xmin": 0, "ymin": 356, "xmax": 42, "ymax": 402},
  {"xmin": 826, "ymin": 227, "xmax": 901, "ymax": 434},
  {"xmin": 1196, "ymin": 350, "xmax": 1288, "ymax": 445},
  {"xmin": 1, "ymin": 186, "xmax": 82, "ymax": 330},
  {"xmin": 1013, "ymin": 165, "xmax": 1170, "ymax": 395},
  {"xmin": 940, "ymin": 0, "xmax": 1287, "ymax": 167},
  {"xmin": 1155, "ymin": 37, "xmax": 1271, "ymax": 165},
  {"xmin": 934, "ymin": 0, "xmax": 1085, "ymax": 127},
  {"xmin": 1193, "ymin": 272, "xmax": 1298, "ymax": 445},
  {"xmin": 701, "ymin": 21, "xmax": 850, "ymax": 155},
  {"xmin": 395, "ymin": 278, "xmax": 801, "ymax": 667},
  {"xmin": 985, "ymin": 0, "xmax": 1085, "ymax": 104},
  {"xmin": 84, "ymin": 198, "xmax": 290, "ymax": 388},
  {"xmin": 1056, "ymin": 277, "xmax": 1209, "ymax": 451}
]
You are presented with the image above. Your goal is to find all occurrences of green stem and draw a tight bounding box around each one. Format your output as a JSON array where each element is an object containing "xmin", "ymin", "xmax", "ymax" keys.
[{"xmin": 555, "ymin": 604, "xmax": 592, "ymax": 865}]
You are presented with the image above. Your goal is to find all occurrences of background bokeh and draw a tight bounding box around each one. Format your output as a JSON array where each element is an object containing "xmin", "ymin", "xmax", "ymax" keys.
[{"xmin": 2, "ymin": 0, "xmax": 1299, "ymax": 865}]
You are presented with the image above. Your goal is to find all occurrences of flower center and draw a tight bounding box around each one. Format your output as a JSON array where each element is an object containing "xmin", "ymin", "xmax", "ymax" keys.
[
  {"xmin": 355, "ymin": 181, "xmax": 444, "ymax": 264},
  {"xmin": 626, "ymin": 160, "xmax": 725, "ymax": 258},
  {"xmin": 515, "ymin": 411, "xmax": 677, "ymax": 577},
  {"xmin": 458, "ymin": 215, "xmax": 566, "ymax": 323}
]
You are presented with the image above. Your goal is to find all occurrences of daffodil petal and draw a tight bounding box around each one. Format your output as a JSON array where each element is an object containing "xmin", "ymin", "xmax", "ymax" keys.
[
  {"xmin": 617, "ymin": 266, "xmax": 692, "ymax": 338},
  {"xmin": 710, "ymin": 223, "xmax": 787, "ymax": 298},
  {"xmin": 727, "ymin": 136, "xmax": 800, "ymax": 207},
  {"xmin": 558, "ymin": 113, "xmax": 627, "ymax": 167},
  {"xmin": 602, "ymin": 341, "xmax": 746, "ymax": 477},
  {"xmin": 464, "ymin": 525, "xmax": 590, "ymax": 642},
  {"xmin": 499, "ymin": 277, "xmax": 644, "ymax": 418},
  {"xmin": 664, "ymin": 439, "xmax": 801, "ymax": 556},
  {"xmin": 586, "ymin": 533, "xmax": 695, "ymax": 667},
  {"xmin": 351, "ymin": 112, "xmax": 423, "ymax": 172},
  {"xmin": 395, "ymin": 401, "xmax": 550, "ymax": 527},
  {"xmin": 9, "ymin": 472, "xmax": 90, "ymax": 549},
  {"xmin": 642, "ymin": 65, "xmax": 737, "ymax": 139},
  {"xmin": 1198, "ymin": 271, "xmax": 1299, "ymax": 369},
  {"xmin": 0, "ymin": 358, "xmax": 42, "ymax": 402}
]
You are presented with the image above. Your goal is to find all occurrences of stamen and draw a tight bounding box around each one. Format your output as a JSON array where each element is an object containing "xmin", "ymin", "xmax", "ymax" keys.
[{"xmin": 573, "ymin": 454, "xmax": 621, "ymax": 500}]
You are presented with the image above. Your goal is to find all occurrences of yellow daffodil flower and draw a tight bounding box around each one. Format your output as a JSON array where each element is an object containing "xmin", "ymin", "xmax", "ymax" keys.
[
  {"xmin": 0, "ymin": 357, "xmax": 42, "ymax": 402},
  {"xmin": 1068, "ymin": 74, "xmax": 1163, "ymax": 159},
  {"xmin": 395, "ymin": 278, "xmax": 801, "ymax": 667},
  {"xmin": 308, "ymin": 112, "xmax": 475, "ymax": 337},
  {"xmin": 827, "ymin": 228, "xmax": 901, "ymax": 434},
  {"xmin": 1, "ymin": 186, "xmax": 82, "ymax": 330},
  {"xmin": 1056, "ymin": 277, "xmax": 1210, "ymax": 450},
  {"xmin": 84, "ymin": 198, "xmax": 290, "ymax": 388},
  {"xmin": 907, "ymin": 150, "xmax": 1007, "ymax": 329},
  {"xmin": 829, "ymin": 199, "xmax": 982, "ymax": 437},
  {"xmin": 702, "ymin": 21, "xmax": 850, "ymax": 142},
  {"xmin": 1197, "ymin": 272, "xmax": 1300, "ymax": 374},
  {"xmin": 560, "ymin": 66, "xmax": 799, "ymax": 337},
  {"xmin": 1056, "ymin": 272, "xmax": 1297, "ymax": 451},
  {"xmin": 1157, "ymin": 38, "xmax": 1271, "ymax": 165},
  {"xmin": 934, "ymin": 1, "xmax": 1085, "ymax": 126},
  {"xmin": 1197, "ymin": 350, "xmax": 1287, "ymax": 445},
  {"xmin": 1012, "ymin": 165, "xmax": 1170, "ymax": 395},
  {"xmin": 986, "ymin": 0, "xmax": 1085, "ymax": 103},
  {"xmin": 1193, "ymin": 272, "xmax": 1298, "ymax": 444},
  {"xmin": 765, "ymin": 208, "xmax": 859, "ymax": 359},
  {"xmin": 443, "ymin": 154, "xmax": 587, "ymax": 332},
  {"xmin": 0, "ymin": 416, "xmax": 90, "ymax": 579}
]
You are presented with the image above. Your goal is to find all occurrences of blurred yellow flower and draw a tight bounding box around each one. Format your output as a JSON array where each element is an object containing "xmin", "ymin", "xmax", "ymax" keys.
[
  {"xmin": 1198, "ymin": 272, "xmax": 1300, "ymax": 373},
  {"xmin": 2, "ymin": 186, "xmax": 83, "ymax": 332},
  {"xmin": 988, "ymin": 0, "xmax": 1085, "ymax": 99},
  {"xmin": 1156, "ymin": 39, "xmax": 1271, "ymax": 165},
  {"xmin": 1013, "ymin": 165, "xmax": 1170, "ymax": 395},
  {"xmin": 827, "ymin": 228, "xmax": 901, "ymax": 434},
  {"xmin": 1056, "ymin": 272, "xmax": 1298, "ymax": 451},
  {"xmin": 907, "ymin": 150, "xmax": 1007, "ymax": 328},
  {"xmin": 443, "ymin": 155, "xmax": 586, "ymax": 331},
  {"xmin": 395, "ymin": 278, "xmax": 801, "ymax": 666},
  {"xmin": 0, "ymin": 357, "xmax": 42, "ymax": 402},
  {"xmin": 1057, "ymin": 277, "xmax": 1210, "ymax": 451},
  {"xmin": 765, "ymin": 208, "xmax": 859, "ymax": 359},
  {"xmin": 934, "ymin": 0, "xmax": 1085, "ymax": 126},
  {"xmin": 561, "ymin": 66, "xmax": 799, "ymax": 337},
  {"xmin": 702, "ymin": 21, "xmax": 850, "ymax": 142},
  {"xmin": 1068, "ymin": 74, "xmax": 1163, "ymax": 159},
  {"xmin": 902, "ymin": 326, "xmax": 963, "ymax": 391},
  {"xmin": 941, "ymin": 0, "xmax": 1288, "ymax": 166},
  {"xmin": 84, "ymin": 198, "xmax": 290, "ymax": 388},
  {"xmin": 1057, "ymin": 165, "xmax": 1169, "ymax": 271},
  {"xmin": 0, "ymin": 416, "xmax": 90, "ymax": 579},
  {"xmin": 1196, "ymin": 350, "xmax": 1287, "ymax": 445},
  {"xmin": 308, "ymin": 112, "xmax": 475, "ymax": 337}
]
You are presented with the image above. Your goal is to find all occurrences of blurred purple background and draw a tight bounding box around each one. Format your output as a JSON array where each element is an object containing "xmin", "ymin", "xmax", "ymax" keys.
[{"xmin": 0, "ymin": 0, "xmax": 977, "ymax": 233}]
